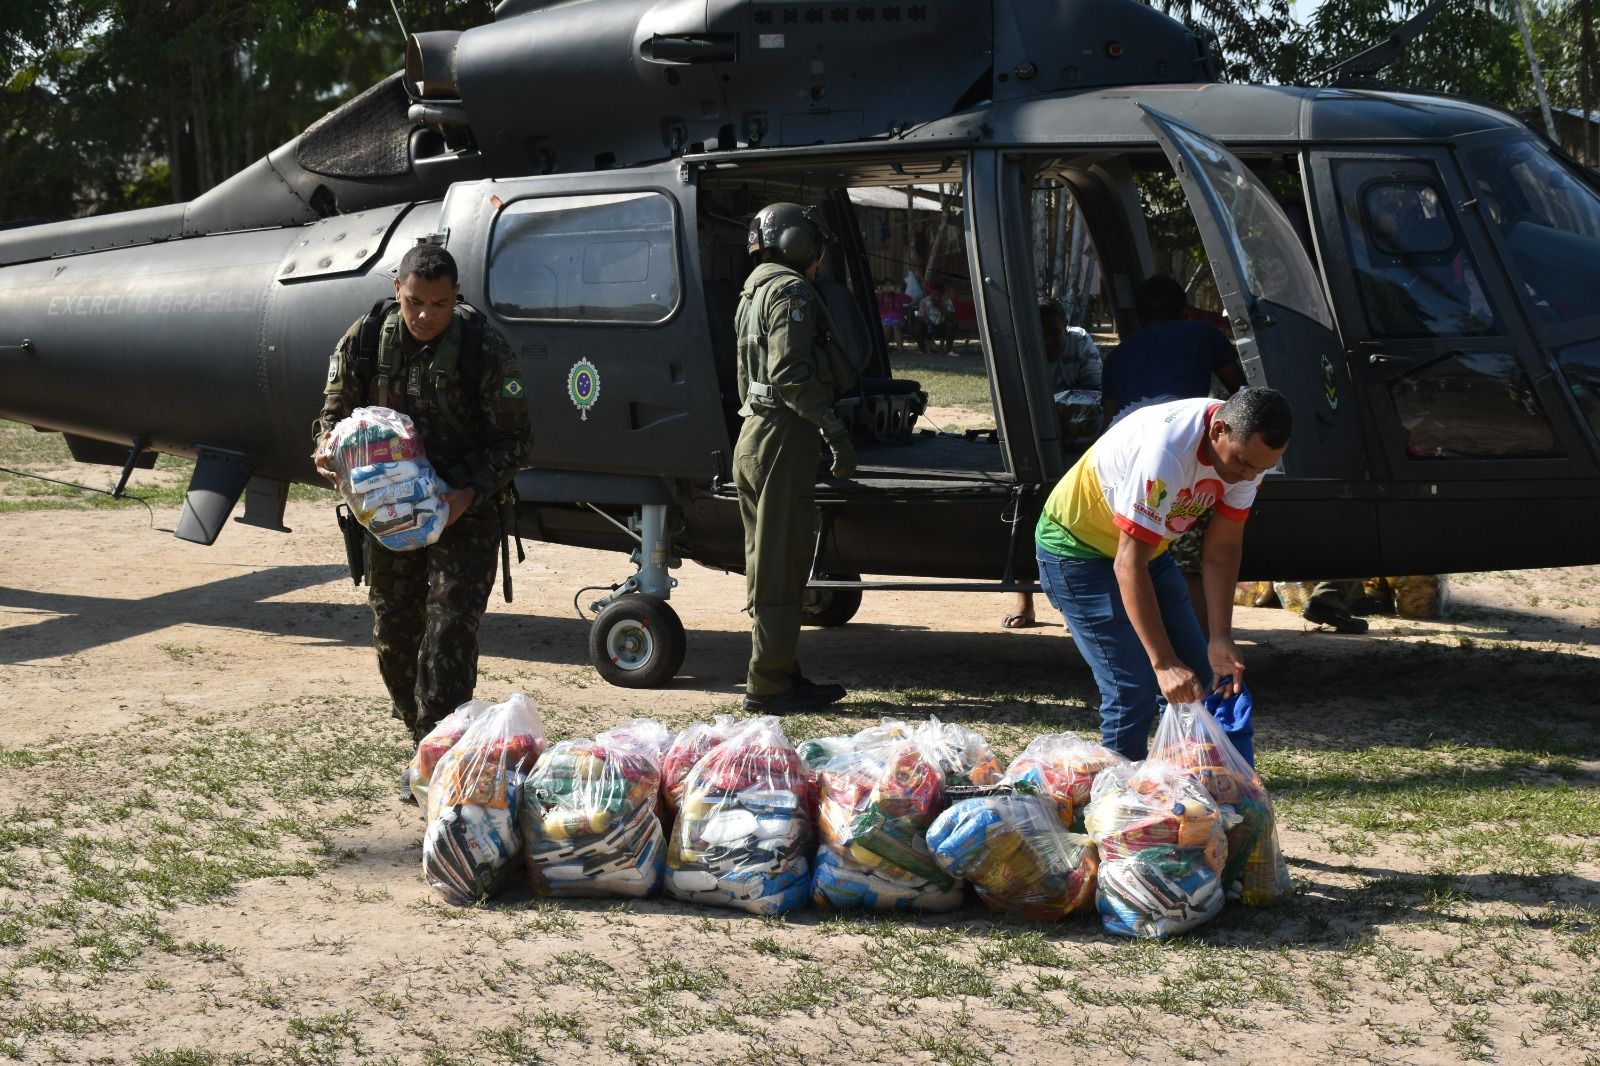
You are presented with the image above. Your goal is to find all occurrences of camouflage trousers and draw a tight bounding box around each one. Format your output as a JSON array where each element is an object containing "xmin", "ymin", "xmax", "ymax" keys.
[{"xmin": 366, "ymin": 500, "xmax": 499, "ymax": 742}]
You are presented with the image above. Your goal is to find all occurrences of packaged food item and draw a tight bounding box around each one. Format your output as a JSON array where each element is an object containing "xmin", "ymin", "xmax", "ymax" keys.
[
  {"xmin": 1147, "ymin": 702, "xmax": 1288, "ymax": 904},
  {"xmin": 1271, "ymin": 580, "xmax": 1316, "ymax": 612},
  {"xmin": 916, "ymin": 717, "xmax": 1003, "ymax": 787},
  {"xmin": 1387, "ymin": 574, "xmax": 1450, "ymax": 619},
  {"xmin": 410, "ymin": 699, "xmax": 494, "ymax": 806},
  {"xmin": 927, "ymin": 792, "xmax": 1098, "ymax": 921},
  {"xmin": 422, "ymin": 693, "xmax": 547, "ymax": 904},
  {"xmin": 665, "ymin": 716, "xmax": 812, "ymax": 915},
  {"xmin": 1234, "ymin": 581, "xmax": 1276, "ymax": 608},
  {"xmin": 810, "ymin": 721, "xmax": 963, "ymax": 912},
  {"xmin": 523, "ymin": 718, "xmax": 671, "ymax": 898},
  {"xmin": 1083, "ymin": 760, "xmax": 1226, "ymax": 938},
  {"xmin": 1000, "ymin": 732, "xmax": 1128, "ymax": 828},
  {"xmin": 320, "ymin": 407, "xmax": 450, "ymax": 551},
  {"xmin": 660, "ymin": 715, "xmax": 736, "ymax": 812}
]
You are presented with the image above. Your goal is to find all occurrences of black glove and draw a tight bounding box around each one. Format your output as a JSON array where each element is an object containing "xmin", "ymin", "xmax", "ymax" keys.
[{"xmin": 826, "ymin": 430, "xmax": 856, "ymax": 479}]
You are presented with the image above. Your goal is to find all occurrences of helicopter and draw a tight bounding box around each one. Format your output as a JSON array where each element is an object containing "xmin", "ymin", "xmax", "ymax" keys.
[{"xmin": 4, "ymin": 0, "xmax": 1600, "ymax": 689}]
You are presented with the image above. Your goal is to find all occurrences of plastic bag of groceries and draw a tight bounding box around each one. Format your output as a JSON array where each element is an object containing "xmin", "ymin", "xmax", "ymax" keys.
[
  {"xmin": 1001, "ymin": 733, "xmax": 1128, "ymax": 828},
  {"xmin": 1233, "ymin": 581, "xmax": 1276, "ymax": 608},
  {"xmin": 927, "ymin": 792, "xmax": 1098, "ymax": 921},
  {"xmin": 1149, "ymin": 702, "xmax": 1290, "ymax": 906},
  {"xmin": 523, "ymin": 718, "xmax": 672, "ymax": 899},
  {"xmin": 660, "ymin": 715, "xmax": 737, "ymax": 813},
  {"xmin": 1083, "ymin": 760, "xmax": 1227, "ymax": 938},
  {"xmin": 1054, "ymin": 388, "xmax": 1105, "ymax": 443},
  {"xmin": 796, "ymin": 733, "xmax": 852, "ymax": 819},
  {"xmin": 1271, "ymin": 580, "xmax": 1316, "ymax": 612},
  {"xmin": 917, "ymin": 716, "xmax": 1004, "ymax": 788},
  {"xmin": 422, "ymin": 693, "xmax": 547, "ymax": 904},
  {"xmin": 409, "ymin": 699, "xmax": 494, "ymax": 806},
  {"xmin": 320, "ymin": 407, "xmax": 450, "ymax": 551},
  {"xmin": 1386, "ymin": 574, "xmax": 1450, "ymax": 619},
  {"xmin": 810, "ymin": 722, "xmax": 963, "ymax": 912},
  {"xmin": 665, "ymin": 716, "xmax": 812, "ymax": 915}
]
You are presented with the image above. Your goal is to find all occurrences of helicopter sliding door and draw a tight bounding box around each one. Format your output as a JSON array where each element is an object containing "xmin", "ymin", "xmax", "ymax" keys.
[{"xmin": 439, "ymin": 163, "xmax": 726, "ymax": 482}]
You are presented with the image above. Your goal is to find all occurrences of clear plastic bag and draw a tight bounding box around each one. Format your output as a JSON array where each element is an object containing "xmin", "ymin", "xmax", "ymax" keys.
[
  {"xmin": 811, "ymin": 721, "xmax": 963, "ymax": 912},
  {"xmin": 1272, "ymin": 580, "xmax": 1316, "ymax": 612},
  {"xmin": 523, "ymin": 718, "xmax": 671, "ymax": 899},
  {"xmin": 1001, "ymin": 733, "xmax": 1128, "ymax": 828},
  {"xmin": 1387, "ymin": 574, "xmax": 1450, "ymax": 619},
  {"xmin": 320, "ymin": 407, "xmax": 450, "ymax": 551},
  {"xmin": 1149, "ymin": 702, "xmax": 1289, "ymax": 905},
  {"xmin": 422, "ymin": 693, "xmax": 547, "ymax": 904},
  {"xmin": 660, "ymin": 714, "xmax": 736, "ymax": 813},
  {"xmin": 665, "ymin": 716, "xmax": 812, "ymax": 915},
  {"xmin": 926, "ymin": 792, "xmax": 1098, "ymax": 921},
  {"xmin": 410, "ymin": 699, "xmax": 494, "ymax": 807},
  {"xmin": 916, "ymin": 716, "xmax": 1003, "ymax": 787},
  {"xmin": 1083, "ymin": 760, "xmax": 1227, "ymax": 938}
]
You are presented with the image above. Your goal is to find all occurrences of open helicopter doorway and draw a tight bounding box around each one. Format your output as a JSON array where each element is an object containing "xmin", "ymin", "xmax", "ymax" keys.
[{"xmin": 697, "ymin": 159, "xmax": 1022, "ymax": 489}]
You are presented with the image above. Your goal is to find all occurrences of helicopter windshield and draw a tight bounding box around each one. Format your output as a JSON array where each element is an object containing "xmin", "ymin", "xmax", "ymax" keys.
[{"xmin": 1461, "ymin": 139, "xmax": 1600, "ymax": 331}]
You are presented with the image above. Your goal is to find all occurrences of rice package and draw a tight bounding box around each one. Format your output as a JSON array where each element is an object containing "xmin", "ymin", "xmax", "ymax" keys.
[
  {"xmin": 665, "ymin": 716, "xmax": 812, "ymax": 915},
  {"xmin": 409, "ymin": 699, "xmax": 494, "ymax": 806},
  {"xmin": 321, "ymin": 407, "xmax": 450, "ymax": 551},
  {"xmin": 523, "ymin": 718, "xmax": 671, "ymax": 899},
  {"xmin": 1234, "ymin": 581, "xmax": 1276, "ymax": 608},
  {"xmin": 660, "ymin": 715, "xmax": 736, "ymax": 813},
  {"xmin": 1083, "ymin": 760, "xmax": 1226, "ymax": 938},
  {"xmin": 927, "ymin": 792, "xmax": 1098, "ymax": 921},
  {"xmin": 1272, "ymin": 580, "xmax": 1316, "ymax": 612},
  {"xmin": 1149, "ymin": 703, "xmax": 1290, "ymax": 906},
  {"xmin": 917, "ymin": 717, "xmax": 1003, "ymax": 787},
  {"xmin": 422, "ymin": 693, "xmax": 547, "ymax": 905},
  {"xmin": 811, "ymin": 722, "xmax": 963, "ymax": 912},
  {"xmin": 1001, "ymin": 733, "xmax": 1128, "ymax": 828}
]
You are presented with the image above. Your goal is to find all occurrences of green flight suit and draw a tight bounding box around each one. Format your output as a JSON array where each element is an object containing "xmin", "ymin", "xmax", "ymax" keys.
[
  {"xmin": 733, "ymin": 262, "xmax": 855, "ymax": 695},
  {"xmin": 314, "ymin": 306, "xmax": 535, "ymax": 740}
]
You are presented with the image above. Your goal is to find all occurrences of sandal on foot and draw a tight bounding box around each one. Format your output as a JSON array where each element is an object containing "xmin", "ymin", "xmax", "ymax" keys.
[{"xmin": 1001, "ymin": 612, "xmax": 1038, "ymax": 629}]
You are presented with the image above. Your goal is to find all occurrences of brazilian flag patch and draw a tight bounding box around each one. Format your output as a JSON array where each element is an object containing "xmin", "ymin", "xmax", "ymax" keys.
[{"xmin": 501, "ymin": 376, "xmax": 525, "ymax": 399}]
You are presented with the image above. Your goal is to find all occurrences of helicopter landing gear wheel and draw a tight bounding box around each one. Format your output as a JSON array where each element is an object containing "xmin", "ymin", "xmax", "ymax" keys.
[
  {"xmin": 589, "ymin": 594, "xmax": 686, "ymax": 689},
  {"xmin": 802, "ymin": 572, "xmax": 863, "ymax": 628}
]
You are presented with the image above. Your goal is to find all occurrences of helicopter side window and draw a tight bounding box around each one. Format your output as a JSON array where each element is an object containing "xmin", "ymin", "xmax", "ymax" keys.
[
  {"xmin": 1555, "ymin": 340, "xmax": 1600, "ymax": 442},
  {"xmin": 1386, "ymin": 351, "xmax": 1561, "ymax": 459},
  {"xmin": 488, "ymin": 191, "xmax": 680, "ymax": 324},
  {"xmin": 1335, "ymin": 167, "xmax": 1498, "ymax": 339},
  {"xmin": 1462, "ymin": 140, "xmax": 1600, "ymax": 329}
]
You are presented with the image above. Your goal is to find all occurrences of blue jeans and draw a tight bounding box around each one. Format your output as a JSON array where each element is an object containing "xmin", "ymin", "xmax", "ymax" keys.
[{"xmin": 1036, "ymin": 544, "xmax": 1212, "ymax": 761}]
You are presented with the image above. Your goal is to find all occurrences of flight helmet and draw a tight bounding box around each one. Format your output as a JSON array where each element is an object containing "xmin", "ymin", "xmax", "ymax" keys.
[{"xmin": 748, "ymin": 202, "xmax": 833, "ymax": 268}]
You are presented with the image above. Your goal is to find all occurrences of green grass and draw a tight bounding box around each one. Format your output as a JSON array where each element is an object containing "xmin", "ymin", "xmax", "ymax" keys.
[
  {"xmin": 0, "ymin": 418, "xmax": 332, "ymax": 511},
  {"xmin": 888, "ymin": 352, "xmax": 995, "ymax": 417}
]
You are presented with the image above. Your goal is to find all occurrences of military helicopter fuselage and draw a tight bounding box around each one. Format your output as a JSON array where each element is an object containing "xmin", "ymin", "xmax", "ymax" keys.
[{"xmin": 4, "ymin": 0, "xmax": 1600, "ymax": 686}]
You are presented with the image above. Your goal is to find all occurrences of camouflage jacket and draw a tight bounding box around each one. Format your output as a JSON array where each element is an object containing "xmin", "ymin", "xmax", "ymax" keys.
[{"xmin": 313, "ymin": 305, "xmax": 534, "ymax": 503}]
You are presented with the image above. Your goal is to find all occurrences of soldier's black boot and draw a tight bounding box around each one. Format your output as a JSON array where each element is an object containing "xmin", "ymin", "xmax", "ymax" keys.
[
  {"xmin": 742, "ymin": 679, "xmax": 848, "ymax": 714},
  {"xmin": 1303, "ymin": 596, "xmax": 1368, "ymax": 634}
]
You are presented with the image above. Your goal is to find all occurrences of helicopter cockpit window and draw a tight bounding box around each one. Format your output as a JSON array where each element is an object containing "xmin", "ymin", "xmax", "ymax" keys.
[
  {"xmin": 1462, "ymin": 139, "xmax": 1600, "ymax": 329},
  {"xmin": 1335, "ymin": 167, "xmax": 1499, "ymax": 339},
  {"xmin": 1163, "ymin": 123, "xmax": 1333, "ymax": 329},
  {"xmin": 1386, "ymin": 350, "xmax": 1561, "ymax": 459},
  {"xmin": 489, "ymin": 191, "xmax": 680, "ymax": 324}
]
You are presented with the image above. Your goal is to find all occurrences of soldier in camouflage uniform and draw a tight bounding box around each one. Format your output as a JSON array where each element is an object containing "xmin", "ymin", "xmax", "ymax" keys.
[
  {"xmin": 313, "ymin": 245, "xmax": 534, "ymax": 748},
  {"xmin": 734, "ymin": 203, "xmax": 857, "ymax": 713}
]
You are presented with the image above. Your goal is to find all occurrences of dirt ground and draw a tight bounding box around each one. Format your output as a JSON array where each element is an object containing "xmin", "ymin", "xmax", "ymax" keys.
[{"xmin": 2, "ymin": 498, "xmax": 1599, "ymax": 1065}]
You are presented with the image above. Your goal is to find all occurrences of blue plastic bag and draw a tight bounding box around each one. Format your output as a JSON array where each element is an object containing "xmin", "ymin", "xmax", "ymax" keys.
[{"xmin": 1204, "ymin": 681, "xmax": 1254, "ymax": 767}]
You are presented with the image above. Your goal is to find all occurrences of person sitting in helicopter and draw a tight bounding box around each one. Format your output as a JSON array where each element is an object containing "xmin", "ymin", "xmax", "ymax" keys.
[{"xmin": 1100, "ymin": 274, "xmax": 1245, "ymax": 426}]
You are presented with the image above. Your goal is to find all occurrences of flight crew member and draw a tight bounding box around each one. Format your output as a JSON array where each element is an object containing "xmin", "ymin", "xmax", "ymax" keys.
[
  {"xmin": 313, "ymin": 244, "xmax": 534, "ymax": 761},
  {"xmin": 1033, "ymin": 388, "xmax": 1292, "ymax": 760},
  {"xmin": 734, "ymin": 202, "xmax": 857, "ymax": 713}
]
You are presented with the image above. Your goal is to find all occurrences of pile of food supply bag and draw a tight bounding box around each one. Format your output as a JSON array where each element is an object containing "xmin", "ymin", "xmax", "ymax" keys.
[
  {"xmin": 413, "ymin": 696, "xmax": 1293, "ymax": 938},
  {"xmin": 320, "ymin": 406, "xmax": 451, "ymax": 551},
  {"xmin": 1236, "ymin": 576, "xmax": 1450, "ymax": 619}
]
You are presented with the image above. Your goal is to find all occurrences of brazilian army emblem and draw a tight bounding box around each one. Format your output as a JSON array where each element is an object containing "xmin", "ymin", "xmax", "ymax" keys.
[
  {"xmin": 1320, "ymin": 352, "xmax": 1339, "ymax": 411},
  {"xmin": 567, "ymin": 359, "xmax": 601, "ymax": 420}
]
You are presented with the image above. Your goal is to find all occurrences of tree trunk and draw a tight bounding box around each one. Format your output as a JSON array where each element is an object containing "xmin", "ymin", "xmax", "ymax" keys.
[
  {"xmin": 1581, "ymin": 0, "xmax": 1598, "ymax": 165},
  {"xmin": 1513, "ymin": 0, "xmax": 1558, "ymax": 139}
]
